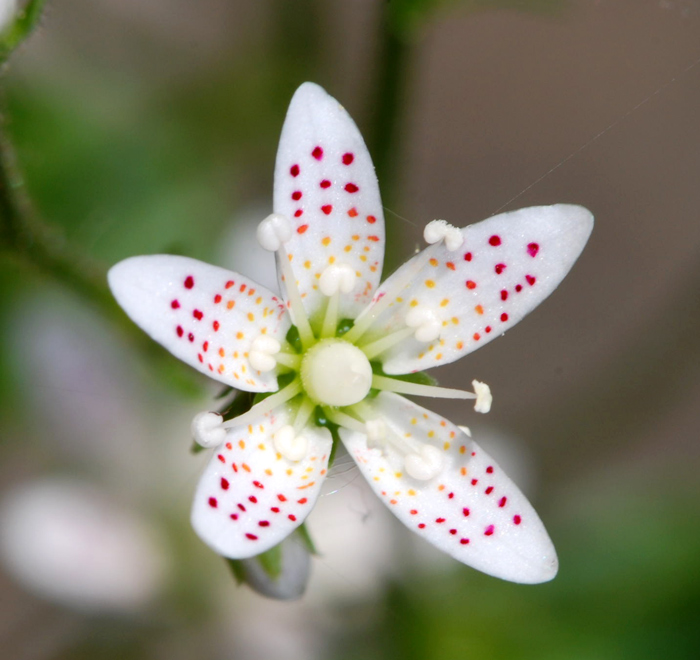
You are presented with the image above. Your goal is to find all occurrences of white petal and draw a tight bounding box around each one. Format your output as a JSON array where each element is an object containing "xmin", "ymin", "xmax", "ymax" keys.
[
  {"xmin": 339, "ymin": 392, "xmax": 558, "ymax": 584},
  {"xmin": 191, "ymin": 406, "xmax": 332, "ymax": 558},
  {"xmin": 363, "ymin": 204, "xmax": 593, "ymax": 374},
  {"xmin": 108, "ymin": 255, "xmax": 291, "ymax": 392},
  {"xmin": 273, "ymin": 82, "xmax": 385, "ymax": 321}
]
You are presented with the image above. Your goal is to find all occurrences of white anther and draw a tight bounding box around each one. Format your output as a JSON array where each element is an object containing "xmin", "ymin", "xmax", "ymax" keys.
[
  {"xmin": 472, "ymin": 379, "xmax": 492, "ymax": 414},
  {"xmin": 192, "ymin": 412, "xmax": 226, "ymax": 448},
  {"xmin": 249, "ymin": 335, "xmax": 281, "ymax": 372},
  {"xmin": 257, "ymin": 213, "xmax": 293, "ymax": 251},
  {"xmin": 424, "ymin": 220, "xmax": 464, "ymax": 251},
  {"xmin": 319, "ymin": 263, "xmax": 357, "ymax": 296},
  {"xmin": 404, "ymin": 444, "xmax": 444, "ymax": 481},
  {"xmin": 405, "ymin": 306, "xmax": 442, "ymax": 343},
  {"xmin": 365, "ymin": 418, "xmax": 387, "ymax": 444},
  {"xmin": 458, "ymin": 425, "xmax": 472, "ymax": 438},
  {"xmin": 273, "ymin": 425, "xmax": 309, "ymax": 462}
]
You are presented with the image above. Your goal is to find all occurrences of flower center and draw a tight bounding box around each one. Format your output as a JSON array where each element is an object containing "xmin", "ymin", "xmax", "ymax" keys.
[{"xmin": 300, "ymin": 339, "xmax": 372, "ymax": 407}]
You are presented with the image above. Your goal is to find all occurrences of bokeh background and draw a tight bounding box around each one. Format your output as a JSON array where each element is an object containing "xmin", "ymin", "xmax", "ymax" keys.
[{"xmin": 1, "ymin": 0, "xmax": 700, "ymax": 658}]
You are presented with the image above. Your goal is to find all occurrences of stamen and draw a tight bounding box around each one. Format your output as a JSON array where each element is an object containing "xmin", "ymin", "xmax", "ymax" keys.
[
  {"xmin": 222, "ymin": 379, "xmax": 302, "ymax": 429},
  {"xmin": 472, "ymin": 379, "xmax": 492, "ymax": 413},
  {"xmin": 257, "ymin": 213, "xmax": 293, "ymax": 251},
  {"xmin": 293, "ymin": 397, "xmax": 315, "ymax": 434},
  {"xmin": 345, "ymin": 251, "xmax": 433, "ymax": 344},
  {"xmin": 320, "ymin": 292, "xmax": 339, "ymax": 339},
  {"xmin": 273, "ymin": 425, "xmax": 308, "ymax": 462},
  {"xmin": 323, "ymin": 408, "xmax": 366, "ymax": 435},
  {"xmin": 371, "ymin": 374, "xmax": 476, "ymax": 400},
  {"xmin": 405, "ymin": 306, "xmax": 442, "ymax": 342},
  {"xmin": 320, "ymin": 264, "xmax": 356, "ymax": 338},
  {"xmin": 191, "ymin": 412, "xmax": 226, "ymax": 448},
  {"xmin": 274, "ymin": 352, "xmax": 302, "ymax": 370},
  {"xmin": 404, "ymin": 444, "xmax": 444, "ymax": 480},
  {"xmin": 359, "ymin": 327, "xmax": 415, "ymax": 360},
  {"xmin": 424, "ymin": 219, "xmax": 464, "ymax": 251},
  {"xmin": 249, "ymin": 335, "xmax": 281, "ymax": 372}
]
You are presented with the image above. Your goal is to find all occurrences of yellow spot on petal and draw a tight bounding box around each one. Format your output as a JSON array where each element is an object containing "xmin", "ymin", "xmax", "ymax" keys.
[
  {"xmin": 236, "ymin": 331, "xmax": 244, "ymax": 340},
  {"xmin": 322, "ymin": 237, "xmax": 331, "ymax": 246},
  {"xmin": 408, "ymin": 489, "xmax": 416, "ymax": 496},
  {"xmin": 460, "ymin": 466, "xmax": 467, "ymax": 476},
  {"xmin": 428, "ymin": 431, "xmax": 435, "ymax": 438},
  {"xmin": 410, "ymin": 299, "xmax": 419, "ymax": 308},
  {"xmin": 440, "ymin": 298, "xmax": 449, "ymax": 307},
  {"xmin": 459, "ymin": 445, "xmax": 466, "ymax": 454},
  {"xmin": 247, "ymin": 312, "xmax": 255, "ymax": 321},
  {"xmin": 456, "ymin": 341, "xmax": 464, "ymax": 349},
  {"xmin": 425, "ymin": 279, "xmax": 435, "ymax": 288},
  {"xmin": 410, "ymin": 417, "xmax": 417, "ymax": 425},
  {"xmin": 265, "ymin": 468, "xmax": 273, "ymax": 476},
  {"xmin": 395, "ymin": 472, "xmax": 402, "ymax": 478},
  {"xmin": 304, "ymin": 260, "xmax": 311, "ymax": 269},
  {"xmin": 227, "ymin": 300, "xmax": 235, "ymax": 309},
  {"xmin": 429, "ymin": 258, "xmax": 438, "ymax": 267},
  {"xmin": 344, "ymin": 245, "xmax": 352, "ymax": 252},
  {"xmin": 443, "ymin": 442, "xmax": 451, "ymax": 450}
]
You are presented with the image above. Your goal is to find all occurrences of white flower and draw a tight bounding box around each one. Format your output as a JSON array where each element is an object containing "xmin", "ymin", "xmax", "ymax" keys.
[{"xmin": 109, "ymin": 83, "xmax": 593, "ymax": 584}]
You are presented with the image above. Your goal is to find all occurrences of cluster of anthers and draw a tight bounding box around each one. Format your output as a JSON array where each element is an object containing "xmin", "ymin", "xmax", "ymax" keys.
[
  {"xmin": 109, "ymin": 82, "xmax": 593, "ymax": 585},
  {"xmin": 193, "ymin": 213, "xmax": 492, "ymax": 484}
]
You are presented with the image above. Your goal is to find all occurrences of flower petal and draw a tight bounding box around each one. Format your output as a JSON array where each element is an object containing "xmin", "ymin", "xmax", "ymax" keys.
[
  {"xmin": 273, "ymin": 82, "xmax": 385, "ymax": 321},
  {"xmin": 363, "ymin": 204, "xmax": 593, "ymax": 374},
  {"xmin": 108, "ymin": 255, "xmax": 290, "ymax": 392},
  {"xmin": 339, "ymin": 392, "xmax": 558, "ymax": 583},
  {"xmin": 191, "ymin": 407, "xmax": 332, "ymax": 558}
]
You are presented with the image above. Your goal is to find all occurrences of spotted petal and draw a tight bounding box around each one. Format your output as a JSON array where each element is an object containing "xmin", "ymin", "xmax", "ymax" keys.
[
  {"xmin": 339, "ymin": 392, "xmax": 557, "ymax": 583},
  {"xmin": 191, "ymin": 406, "xmax": 332, "ymax": 558},
  {"xmin": 108, "ymin": 255, "xmax": 290, "ymax": 392},
  {"xmin": 273, "ymin": 82, "xmax": 385, "ymax": 322},
  {"xmin": 362, "ymin": 204, "xmax": 593, "ymax": 374}
]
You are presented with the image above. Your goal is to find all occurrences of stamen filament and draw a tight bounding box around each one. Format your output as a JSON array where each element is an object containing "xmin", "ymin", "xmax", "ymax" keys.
[
  {"xmin": 293, "ymin": 397, "xmax": 316, "ymax": 434},
  {"xmin": 277, "ymin": 251, "xmax": 315, "ymax": 348},
  {"xmin": 371, "ymin": 375, "xmax": 476, "ymax": 400},
  {"xmin": 359, "ymin": 327, "xmax": 415, "ymax": 360},
  {"xmin": 222, "ymin": 379, "xmax": 302, "ymax": 429},
  {"xmin": 322, "ymin": 408, "xmax": 366, "ymax": 435},
  {"xmin": 320, "ymin": 291, "xmax": 340, "ymax": 338},
  {"xmin": 275, "ymin": 352, "xmax": 302, "ymax": 369},
  {"xmin": 344, "ymin": 251, "xmax": 431, "ymax": 344}
]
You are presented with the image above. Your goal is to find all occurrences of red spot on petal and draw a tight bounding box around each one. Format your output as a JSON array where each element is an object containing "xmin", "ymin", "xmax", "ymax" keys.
[
  {"xmin": 321, "ymin": 204, "xmax": 333, "ymax": 215},
  {"xmin": 225, "ymin": 280, "xmax": 234, "ymax": 289},
  {"xmin": 448, "ymin": 492, "xmax": 454, "ymax": 499},
  {"xmin": 466, "ymin": 280, "xmax": 476, "ymax": 290},
  {"xmin": 312, "ymin": 146, "xmax": 323, "ymax": 160},
  {"xmin": 348, "ymin": 207, "xmax": 358, "ymax": 217},
  {"xmin": 436, "ymin": 517, "xmax": 446, "ymax": 523},
  {"xmin": 193, "ymin": 309, "xmax": 203, "ymax": 320},
  {"xmin": 484, "ymin": 525, "xmax": 495, "ymax": 536},
  {"xmin": 291, "ymin": 191, "xmax": 302, "ymax": 201},
  {"xmin": 248, "ymin": 496, "xmax": 257, "ymax": 504},
  {"xmin": 410, "ymin": 509, "xmax": 418, "ymax": 515},
  {"xmin": 176, "ymin": 326, "xmax": 184, "ymax": 337},
  {"xmin": 198, "ymin": 354, "xmax": 203, "ymax": 363},
  {"xmin": 418, "ymin": 523, "xmax": 426, "ymax": 529},
  {"xmin": 500, "ymin": 313, "xmax": 509, "ymax": 322},
  {"xmin": 485, "ymin": 326, "xmax": 492, "ymax": 333},
  {"xmin": 245, "ymin": 533, "xmax": 258, "ymax": 541},
  {"xmin": 253, "ymin": 481, "xmax": 264, "ymax": 489},
  {"xmin": 213, "ymin": 320, "xmax": 220, "ymax": 331},
  {"xmin": 463, "ymin": 508, "xmax": 470, "ymax": 517},
  {"xmin": 471, "ymin": 479, "xmax": 478, "ymax": 486},
  {"xmin": 277, "ymin": 494, "xmax": 287, "ymax": 502},
  {"xmin": 171, "ymin": 299, "xmax": 180, "ymax": 309},
  {"xmin": 450, "ymin": 529, "xmax": 457, "ymax": 535},
  {"xmin": 208, "ymin": 497, "xmax": 218, "ymax": 508},
  {"xmin": 221, "ymin": 478, "xmax": 229, "ymax": 490},
  {"xmin": 294, "ymin": 209, "xmax": 303, "ymax": 217},
  {"xmin": 489, "ymin": 235, "xmax": 501, "ymax": 247},
  {"xmin": 290, "ymin": 164, "xmax": 300, "ymax": 177},
  {"xmin": 486, "ymin": 466, "xmax": 494, "ymax": 474},
  {"xmin": 499, "ymin": 496, "xmax": 507, "ymax": 508},
  {"xmin": 230, "ymin": 513, "xmax": 238, "ymax": 520},
  {"xmin": 320, "ymin": 179, "xmax": 331, "ymax": 189},
  {"xmin": 258, "ymin": 521, "xmax": 270, "ymax": 527},
  {"xmin": 473, "ymin": 333, "xmax": 481, "ymax": 341},
  {"xmin": 366, "ymin": 215, "xmax": 376, "ymax": 224},
  {"xmin": 203, "ymin": 341, "xmax": 209, "ymax": 351},
  {"xmin": 288, "ymin": 514, "xmax": 297, "ymax": 522},
  {"xmin": 500, "ymin": 290, "xmax": 508, "ymax": 301},
  {"xmin": 184, "ymin": 276, "xmax": 194, "ymax": 289},
  {"xmin": 485, "ymin": 486, "xmax": 494, "ymax": 495},
  {"xmin": 342, "ymin": 152, "xmax": 354, "ymax": 165},
  {"xmin": 460, "ymin": 538, "xmax": 470, "ymax": 545},
  {"xmin": 495, "ymin": 263, "xmax": 506, "ymax": 275},
  {"xmin": 464, "ymin": 252, "xmax": 472, "ymax": 261},
  {"xmin": 217, "ymin": 454, "xmax": 225, "ymax": 463},
  {"xmin": 514, "ymin": 515, "xmax": 522, "ymax": 525},
  {"xmin": 214, "ymin": 294, "xmax": 221, "ymax": 304},
  {"xmin": 515, "ymin": 284, "xmax": 523, "ymax": 292},
  {"xmin": 271, "ymin": 507, "xmax": 280, "ymax": 513},
  {"xmin": 527, "ymin": 242, "xmax": 540, "ymax": 257},
  {"xmin": 297, "ymin": 224, "xmax": 308, "ymax": 234},
  {"xmin": 237, "ymin": 504, "xmax": 246, "ymax": 511},
  {"xmin": 345, "ymin": 183, "xmax": 359, "ymax": 193},
  {"xmin": 526, "ymin": 274, "xmax": 536, "ymax": 286},
  {"xmin": 188, "ymin": 333, "xmax": 194, "ymax": 342},
  {"xmin": 297, "ymin": 497, "xmax": 308, "ymax": 504},
  {"xmin": 368, "ymin": 235, "xmax": 380, "ymax": 242}
]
